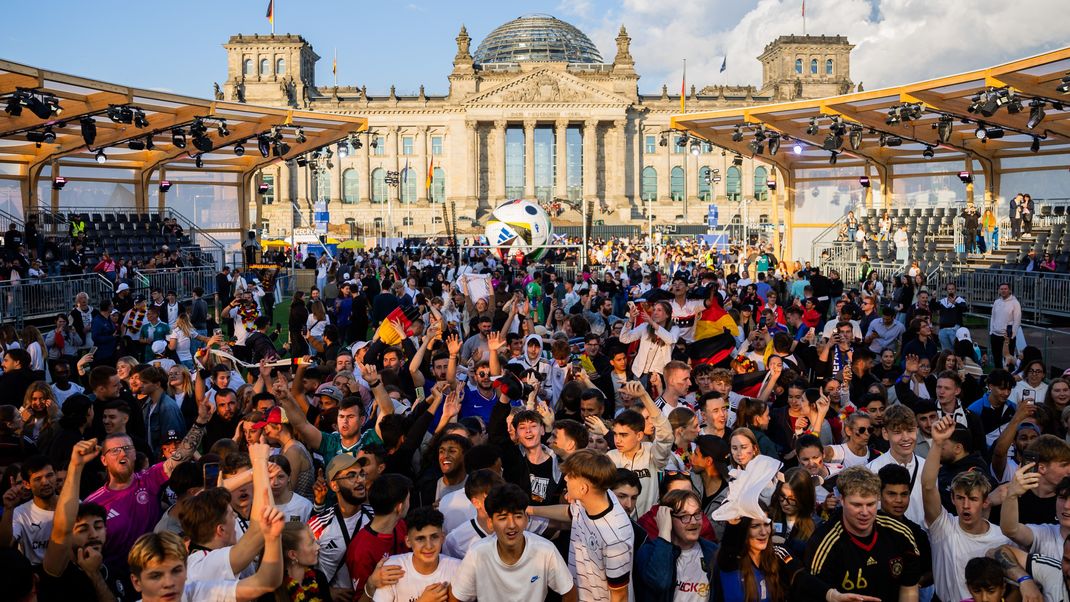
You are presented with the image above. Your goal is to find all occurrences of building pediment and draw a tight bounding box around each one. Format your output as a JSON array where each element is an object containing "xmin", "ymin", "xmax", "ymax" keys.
[{"xmin": 465, "ymin": 69, "xmax": 630, "ymax": 107}]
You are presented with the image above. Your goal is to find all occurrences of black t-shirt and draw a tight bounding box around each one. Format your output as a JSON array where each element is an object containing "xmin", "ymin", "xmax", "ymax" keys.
[
  {"xmin": 38, "ymin": 560, "xmax": 129, "ymax": 602},
  {"xmin": 805, "ymin": 513, "xmax": 922, "ymax": 601},
  {"xmin": 527, "ymin": 455, "xmax": 559, "ymax": 506},
  {"xmin": 1018, "ymin": 490, "xmax": 1057, "ymax": 526}
]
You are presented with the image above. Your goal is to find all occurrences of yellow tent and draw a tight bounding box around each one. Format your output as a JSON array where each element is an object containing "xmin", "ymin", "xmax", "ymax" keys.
[
  {"xmin": 262, "ymin": 239, "xmax": 291, "ymax": 248},
  {"xmin": 337, "ymin": 239, "xmax": 364, "ymax": 249}
]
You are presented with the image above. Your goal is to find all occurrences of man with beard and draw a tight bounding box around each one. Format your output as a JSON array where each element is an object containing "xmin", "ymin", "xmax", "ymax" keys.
[
  {"xmin": 88, "ymin": 366, "xmax": 147, "ymax": 444},
  {"xmin": 379, "ymin": 345, "xmax": 417, "ymax": 403},
  {"xmin": 1, "ymin": 455, "xmax": 58, "ymax": 565},
  {"xmin": 84, "ymin": 394, "xmax": 210, "ymax": 583},
  {"xmin": 451, "ymin": 335, "xmax": 504, "ymax": 423},
  {"xmin": 310, "ymin": 454, "xmax": 376, "ymax": 601},
  {"xmin": 39, "ymin": 440, "xmax": 119, "ymax": 601},
  {"xmin": 195, "ymin": 383, "xmax": 242, "ymax": 450}
]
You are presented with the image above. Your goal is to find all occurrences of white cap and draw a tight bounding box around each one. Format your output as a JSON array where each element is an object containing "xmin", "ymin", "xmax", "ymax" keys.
[
  {"xmin": 955, "ymin": 327, "xmax": 972, "ymax": 342},
  {"xmin": 116, "ymin": 283, "xmax": 130, "ymax": 293},
  {"xmin": 151, "ymin": 340, "xmax": 168, "ymax": 355}
]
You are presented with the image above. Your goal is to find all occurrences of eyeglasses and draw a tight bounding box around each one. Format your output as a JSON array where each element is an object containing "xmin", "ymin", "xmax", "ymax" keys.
[
  {"xmin": 104, "ymin": 445, "xmax": 136, "ymax": 455},
  {"xmin": 1028, "ymin": 368, "xmax": 1045, "ymax": 374},
  {"xmin": 672, "ymin": 512, "xmax": 703, "ymax": 524},
  {"xmin": 333, "ymin": 470, "xmax": 367, "ymax": 483},
  {"xmin": 476, "ymin": 371, "xmax": 490, "ymax": 378}
]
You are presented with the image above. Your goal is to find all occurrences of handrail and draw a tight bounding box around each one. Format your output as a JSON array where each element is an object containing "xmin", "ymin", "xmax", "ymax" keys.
[
  {"xmin": 0, "ymin": 207, "xmax": 24, "ymax": 230},
  {"xmin": 0, "ymin": 272, "xmax": 116, "ymax": 326},
  {"xmin": 810, "ymin": 213, "xmax": 852, "ymax": 265}
]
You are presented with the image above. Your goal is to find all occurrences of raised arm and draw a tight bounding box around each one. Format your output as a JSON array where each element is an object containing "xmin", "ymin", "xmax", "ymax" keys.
[
  {"xmin": 987, "ymin": 545, "xmax": 1044, "ymax": 602},
  {"xmin": 631, "ymin": 381, "xmax": 674, "ymax": 469},
  {"xmin": 445, "ymin": 334, "xmax": 461, "ymax": 384},
  {"xmin": 164, "ymin": 394, "xmax": 211, "ymax": 476},
  {"xmin": 1000, "ymin": 463, "xmax": 1041, "ymax": 549},
  {"xmin": 487, "ymin": 332, "xmax": 504, "ymax": 376},
  {"xmin": 992, "ymin": 401, "xmax": 1035, "ymax": 478},
  {"xmin": 360, "ymin": 363, "xmax": 394, "ymax": 439},
  {"xmin": 922, "ymin": 415, "xmax": 955, "ymax": 527},
  {"xmin": 274, "ymin": 372, "xmax": 323, "ymax": 451},
  {"xmin": 290, "ymin": 359, "xmax": 312, "ymax": 415},
  {"xmin": 234, "ymin": 506, "xmax": 285, "ymax": 601},
  {"xmin": 409, "ymin": 322, "xmax": 440, "ymax": 389}
]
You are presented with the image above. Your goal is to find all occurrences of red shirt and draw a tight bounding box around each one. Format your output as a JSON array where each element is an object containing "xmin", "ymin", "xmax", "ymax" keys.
[{"xmin": 344, "ymin": 520, "xmax": 409, "ymax": 591}]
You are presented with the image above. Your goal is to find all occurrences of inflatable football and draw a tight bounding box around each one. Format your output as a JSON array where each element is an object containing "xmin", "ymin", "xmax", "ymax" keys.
[{"xmin": 484, "ymin": 199, "xmax": 553, "ymax": 261}]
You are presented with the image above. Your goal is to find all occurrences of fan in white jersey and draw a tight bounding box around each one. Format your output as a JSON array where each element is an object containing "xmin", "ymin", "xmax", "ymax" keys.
[
  {"xmin": 607, "ymin": 381, "xmax": 675, "ymax": 517},
  {"xmin": 0, "ymin": 455, "xmax": 58, "ymax": 565},
  {"xmin": 310, "ymin": 453, "xmax": 377, "ymax": 594},
  {"xmin": 372, "ymin": 506, "xmax": 461, "ymax": 602},
  {"xmin": 128, "ymin": 509, "xmax": 286, "ymax": 602},
  {"xmin": 443, "ymin": 469, "xmax": 504, "ymax": 559},
  {"xmin": 267, "ymin": 456, "xmax": 313, "ymax": 523},
  {"xmin": 530, "ymin": 449, "xmax": 634, "ymax": 602},
  {"xmin": 450, "ymin": 483, "xmax": 576, "ymax": 602}
]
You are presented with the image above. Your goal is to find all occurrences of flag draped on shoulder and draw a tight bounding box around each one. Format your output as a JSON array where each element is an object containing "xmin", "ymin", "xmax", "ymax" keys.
[{"xmin": 688, "ymin": 293, "xmax": 739, "ymax": 367}]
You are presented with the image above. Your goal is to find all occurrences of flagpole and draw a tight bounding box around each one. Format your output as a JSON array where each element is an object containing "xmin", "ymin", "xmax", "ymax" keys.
[
  {"xmin": 803, "ymin": 0, "xmax": 807, "ymax": 35},
  {"xmin": 333, "ymin": 48, "xmax": 338, "ymax": 87},
  {"xmin": 272, "ymin": 0, "xmax": 275, "ymax": 35},
  {"xmin": 681, "ymin": 58, "xmax": 687, "ymax": 114}
]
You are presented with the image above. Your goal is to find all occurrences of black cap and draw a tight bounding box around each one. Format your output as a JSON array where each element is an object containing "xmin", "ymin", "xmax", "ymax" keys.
[
  {"xmin": 61, "ymin": 394, "xmax": 93, "ymax": 416},
  {"xmin": 133, "ymin": 294, "xmax": 147, "ymax": 303}
]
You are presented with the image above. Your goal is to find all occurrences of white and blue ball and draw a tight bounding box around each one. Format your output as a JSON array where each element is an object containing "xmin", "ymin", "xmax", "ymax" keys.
[{"xmin": 484, "ymin": 199, "xmax": 553, "ymax": 261}]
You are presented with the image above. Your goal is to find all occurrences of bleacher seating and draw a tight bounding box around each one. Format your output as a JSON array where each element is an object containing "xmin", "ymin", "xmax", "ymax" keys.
[{"xmin": 39, "ymin": 209, "xmax": 209, "ymax": 266}]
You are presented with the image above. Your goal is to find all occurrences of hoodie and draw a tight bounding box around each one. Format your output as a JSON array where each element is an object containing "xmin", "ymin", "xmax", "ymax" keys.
[{"xmin": 508, "ymin": 335, "xmax": 563, "ymax": 405}]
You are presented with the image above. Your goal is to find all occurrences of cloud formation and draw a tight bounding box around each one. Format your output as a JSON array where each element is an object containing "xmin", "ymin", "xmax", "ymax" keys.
[{"xmin": 564, "ymin": 0, "xmax": 1067, "ymax": 94}]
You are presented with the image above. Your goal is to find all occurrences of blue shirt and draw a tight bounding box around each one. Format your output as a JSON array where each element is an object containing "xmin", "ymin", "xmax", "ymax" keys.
[{"xmin": 460, "ymin": 383, "xmax": 497, "ymax": 423}]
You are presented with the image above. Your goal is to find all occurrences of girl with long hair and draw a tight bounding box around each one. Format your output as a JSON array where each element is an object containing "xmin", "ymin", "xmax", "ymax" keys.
[
  {"xmin": 20, "ymin": 325, "xmax": 46, "ymax": 376},
  {"xmin": 619, "ymin": 300, "xmax": 679, "ymax": 381},
  {"xmin": 736, "ymin": 399, "xmax": 779, "ymax": 459},
  {"xmin": 271, "ymin": 522, "xmax": 332, "ymax": 602},
  {"xmin": 306, "ymin": 300, "xmax": 330, "ymax": 355},
  {"xmin": 168, "ymin": 312, "xmax": 208, "ymax": 370},
  {"xmin": 167, "ymin": 365, "xmax": 197, "ymax": 428},
  {"xmin": 768, "ymin": 467, "xmax": 820, "ymax": 558},
  {"xmin": 19, "ymin": 382, "xmax": 59, "ymax": 447},
  {"xmin": 1043, "ymin": 377, "xmax": 1070, "ymax": 438}
]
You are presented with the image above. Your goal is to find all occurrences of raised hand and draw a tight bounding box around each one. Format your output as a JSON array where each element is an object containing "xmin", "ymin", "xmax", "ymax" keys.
[
  {"xmin": 584, "ymin": 415, "xmax": 609, "ymax": 436},
  {"xmin": 197, "ymin": 395, "xmax": 213, "ymax": 424},
  {"xmin": 71, "ymin": 439, "xmax": 100, "ymax": 466},
  {"xmin": 621, "ymin": 381, "xmax": 647, "ymax": 400},
  {"xmin": 441, "ymin": 391, "xmax": 461, "ymax": 420},
  {"xmin": 247, "ymin": 442, "xmax": 270, "ymax": 463},
  {"xmin": 259, "ymin": 505, "xmax": 285, "ymax": 539},
  {"xmin": 655, "ymin": 505, "xmax": 673, "ymax": 542},
  {"xmin": 446, "ymin": 334, "xmax": 461, "ymax": 356},
  {"xmin": 487, "ymin": 331, "xmax": 505, "ymax": 352},
  {"xmin": 904, "ymin": 354, "xmax": 919, "ymax": 374},
  {"xmin": 313, "ymin": 468, "xmax": 328, "ymax": 506},
  {"xmin": 360, "ymin": 362, "xmax": 379, "ymax": 384},
  {"xmin": 2, "ymin": 485, "xmax": 25, "ymax": 510},
  {"xmin": 74, "ymin": 544, "xmax": 104, "ymax": 574},
  {"xmin": 1009, "ymin": 463, "xmax": 1041, "ymax": 498},
  {"xmin": 930, "ymin": 415, "xmax": 957, "ymax": 443},
  {"xmin": 258, "ymin": 359, "xmax": 272, "ymax": 383}
]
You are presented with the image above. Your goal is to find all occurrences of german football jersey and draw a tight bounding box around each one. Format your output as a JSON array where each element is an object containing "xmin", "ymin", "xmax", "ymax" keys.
[{"xmin": 805, "ymin": 512, "xmax": 922, "ymax": 600}]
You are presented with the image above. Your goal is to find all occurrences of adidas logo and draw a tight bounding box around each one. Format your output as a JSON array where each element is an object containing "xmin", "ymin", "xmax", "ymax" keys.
[
  {"xmin": 106, "ymin": 509, "xmax": 120, "ymax": 520},
  {"xmin": 324, "ymin": 540, "xmax": 339, "ymax": 550},
  {"xmin": 866, "ymin": 557, "xmax": 877, "ymax": 566}
]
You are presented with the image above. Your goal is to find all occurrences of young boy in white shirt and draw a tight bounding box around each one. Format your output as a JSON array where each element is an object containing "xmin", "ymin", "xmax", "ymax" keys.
[
  {"xmin": 373, "ymin": 506, "xmax": 461, "ymax": 602},
  {"xmin": 442, "ymin": 469, "xmax": 505, "ymax": 559}
]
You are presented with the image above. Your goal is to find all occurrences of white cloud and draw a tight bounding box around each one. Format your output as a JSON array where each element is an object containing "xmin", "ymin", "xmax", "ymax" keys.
[{"xmin": 564, "ymin": 0, "xmax": 1068, "ymax": 94}]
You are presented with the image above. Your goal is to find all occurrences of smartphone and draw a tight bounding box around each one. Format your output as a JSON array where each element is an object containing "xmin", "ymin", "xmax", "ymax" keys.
[
  {"xmin": 758, "ymin": 316, "xmax": 767, "ymax": 329},
  {"xmin": 203, "ymin": 462, "xmax": 221, "ymax": 487},
  {"xmin": 213, "ymin": 328, "xmax": 222, "ymax": 337},
  {"xmin": 88, "ymin": 346, "xmax": 97, "ymax": 356},
  {"xmin": 1022, "ymin": 389, "xmax": 1035, "ymax": 404},
  {"xmin": 1023, "ymin": 450, "xmax": 1039, "ymax": 473}
]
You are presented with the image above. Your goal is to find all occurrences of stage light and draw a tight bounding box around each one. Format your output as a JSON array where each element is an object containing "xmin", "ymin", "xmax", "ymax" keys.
[
  {"xmin": 257, "ymin": 135, "xmax": 271, "ymax": 158},
  {"xmin": 324, "ymin": 147, "xmax": 333, "ymax": 160},
  {"xmin": 885, "ymin": 106, "xmax": 901, "ymax": 126},
  {"xmin": 26, "ymin": 128, "xmax": 55, "ymax": 145},
  {"xmin": 144, "ymin": 135, "xmax": 154, "ymax": 150},
  {"xmin": 879, "ymin": 134, "xmax": 902, "ymax": 147},
  {"xmin": 1007, "ymin": 96, "xmax": 1023, "ymax": 114},
  {"xmin": 806, "ymin": 118, "xmax": 818, "ymax": 136},
  {"xmin": 1058, "ymin": 74, "xmax": 1070, "ymax": 94},
  {"xmin": 24, "ymin": 93, "xmax": 57, "ymax": 120},
  {"xmin": 922, "ymin": 146, "xmax": 934, "ymax": 159},
  {"xmin": 768, "ymin": 134, "xmax": 781, "ymax": 156},
  {"xmin": 1027, "ymin": 100, "xmax": 1046, "ymax": 129},
  {"xmin": 127, "ymin": 139, "xmax": 145, "ymax": 150},
  {"xmin": 731, "ymin": 126, "xmax": 743, "ymax": 143},
  {"xmin": 258, "ymin": 182, "xmax": 271, "ymax": 195},
  {"xmin": 793, "ymin": 143, "xmax": 803, "ymax": 155},
  {"xmin": 217, "ymin": 120, "xmax": 229, "ymax": 137},
  {"xmin": 195, "ymin": 154, "xmax": 204, "ymax": 168},
  {"xmin": 133, "ymin": 109, "xmax": 149, "ymax": 129},
  {"xmin": 1031, "ymin": 136, "xmax": 1041, "ymax": 153},
  {"xmin": 4, "ymin": 94, "xmax": 22, "ymax": 117},
  {"xmin": 272, "ymin": 140, "xmax": 290, "ymax": 157},
  {"xmin": 935, "ymin": 115, "xmax": 953, "ymax": 143},
  {"xmin": 172, "ymin": 128, "xmax": 187, "ymax": 149},
  {"xmin": 689, "ymin": 139, "xmax": 701, "ymax": 156},
  {"xmin": 52, "ymin": 176, "xmax": 67, "ymax": 190},
  {"xmin": 732, "ymin": 154, "xmax": 743, "ymax": 166},
  {"xmin": 296, "ymin": 156, "xmax": 308, "ymax": 167},
  {"xmin": 191, "ymin": 119, "xmax": 213, "ymax": 152},
  {"xmin": 958, "ymin": 171, "xmax": 973, "ymax": 184},
  {"xmin": 95, "ymin": 149, "xmax": 107, "ymax": 164},
  {"xmin": 233, "ymin": 142, "xmax": 245, "ymax": 156},
  {"xmin": 975, "ymin": 124, "xmax": 1004, "ymax": 140},
  {"xmin": 107, "ymin": 105, "xmax": 133, "ymax": 124},
  {"xmin": 766, "ymin": 179, "xmax": 777, "ymax": 190},
  {"xmin": 296, "ymin": 128, "xmax": 306, "ymax": 144},
  {"xmin": 848, "ymin": 126, "xmax": 863, "ymax": 150},
  {"xmin": 748, "ymin": 140, "xmax": 764, "ymax": 155},
  {"xmin": 659, "ymin": 135, "xmax": 667, "ymax": 147},
  {"xmin": 159, "ymin": 180, "xmax": 172, "ymax": 192},
  {"xmin": 822, "ymin": 133, "xmax": 842, "ymax": 151},
  {"xmin": 829, "ymin": 151, "xmax": 838, "ymax": 165},
  {"xmin": 859, "ymin": 176, "xmax": 870, "ymax": 188}
]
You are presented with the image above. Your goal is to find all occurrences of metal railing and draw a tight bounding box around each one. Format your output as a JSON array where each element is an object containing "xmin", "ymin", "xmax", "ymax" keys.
[
  {"xmin": 963, "ymin": 312, "xmax": 1070, "ymax": 373},
  {"xmin": 940, "ymin": 267, "xmax": 1070, "ymax": 322},
  {"xmin": 0, "ymin": 272, "xmax": 115, "ymax": 326},
  {"xmin": 131, "ymin": 267, "xmax": 217, "ymax": 302},
  {"xmin": 0, "ymin": 208, "xmax": 23, "ymax": 233}
]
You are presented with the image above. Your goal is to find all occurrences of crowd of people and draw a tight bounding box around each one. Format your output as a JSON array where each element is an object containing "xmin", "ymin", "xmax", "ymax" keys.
[{"xmin": 1, "ymin": 238, "xmax": 1069, "ymax": 602}]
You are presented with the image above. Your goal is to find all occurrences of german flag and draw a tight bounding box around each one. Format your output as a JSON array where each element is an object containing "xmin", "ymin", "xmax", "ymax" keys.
[
  {"xmin": 688, "ymin": 293, "xmax": 739, "ymax": 367},
  {"xmin": 375, "ymin": 305, "xmax": 422, "ymax": 346}
]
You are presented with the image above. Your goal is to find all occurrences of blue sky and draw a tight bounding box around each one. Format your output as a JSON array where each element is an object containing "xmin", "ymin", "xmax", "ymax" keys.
[{"xmin": 2, "ymin": 0, "xmax": 1064, "ymax": 99}]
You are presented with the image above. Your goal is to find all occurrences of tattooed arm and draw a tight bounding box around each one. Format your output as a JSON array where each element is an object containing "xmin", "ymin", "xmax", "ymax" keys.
[
  {"xmin": 987, "ymin": 545, "xmax": 1043, "ymax": 602},
  {"xmin": 164, "ymin": 394, "xmax": 212, "ymax": 476}
]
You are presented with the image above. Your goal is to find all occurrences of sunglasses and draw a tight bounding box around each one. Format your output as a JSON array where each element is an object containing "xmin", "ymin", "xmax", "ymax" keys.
[
  {"xmin": 476, "ymin": 371, "xmax": 490, "ymax": 378},
  {"xmin": 855, "ymin": 426, "xmax": 874, "ymax": 435}
]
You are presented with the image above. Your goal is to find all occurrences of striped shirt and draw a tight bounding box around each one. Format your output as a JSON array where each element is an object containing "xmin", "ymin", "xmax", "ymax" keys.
[
  {"xmin": 309, "ymin": 504, "xmax": 375, "ymax": 589},
  {"xmin": 568, "ymin": 492, "xmax": 634, "ymax": 601}
]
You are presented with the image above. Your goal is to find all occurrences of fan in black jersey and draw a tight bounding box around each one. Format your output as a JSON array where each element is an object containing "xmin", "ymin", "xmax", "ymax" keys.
[{"xmin": 805, "ymin": 466, "xmax": 922, "ymax": 602}]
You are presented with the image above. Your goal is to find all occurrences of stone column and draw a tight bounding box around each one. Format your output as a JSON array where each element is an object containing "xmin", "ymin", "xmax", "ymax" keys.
[
  {"xmin": 554, "ymin": 119, "xmax": 569, "ymax": 200},
  {"xmin": 416, "ymin": 127, "xmax": 428, "ymax": 204},
  {"xmin": 359, "ymin": 129, "xmax": 371, "ymax": 204},
  {"xmin": 390, "ymin": 127, "xmax": 401, "ymax": 203},
  {"xmin": 494, "ymin": 120, "xmax": 508, "ymax": 203},
  {"xmin": 610, "ymin": 119, "xmax": 627, "ymax": 210},
  {"xmin": 583, "ymin": 120, "xmax": 597, "ymax": 202},
  {"xmin": 465, "ymin": 120, "xmax": 478, "ymax": 205},
  {"xmin": 523, "ymin": 120, "xmax": 536, "ymax": 199},
  {"xmin": 660, "ymin": 130, "xmax": 671, "ymax": 203}
]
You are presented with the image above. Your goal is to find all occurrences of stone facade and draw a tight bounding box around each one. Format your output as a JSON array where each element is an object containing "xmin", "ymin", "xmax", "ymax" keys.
[{"xmin": 220, "ymin": 23, "xmax": 853, "ymax": 238}]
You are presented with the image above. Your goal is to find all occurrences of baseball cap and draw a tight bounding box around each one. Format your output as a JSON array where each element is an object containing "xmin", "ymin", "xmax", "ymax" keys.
[
  {"xmin": 151, "ymin": 340, "xmax": 168, "ymax": 356},
  {"xmin": 350, "ymin": 340, "xmax": 369, "ymax": 354},
  {"xmin": 116, "ymin": 283, "xmax": 130, "ymax": 293},
  {"xmin": 326, "ymin": 453, "xmax": 363, "ymax": 482},
  {"xmin": 133, "ymin": 294, "xmax": 146, "ymax": 304},
  {"xmin": 252, "ymin": 406, "xmax": 289, "ymax": 430},
  {"xmin": 163, "ymin": 429, "xmax": 182, "ymax": 444},
  {"xmin": 955, "ymin": 327, "xmax": 972, "ymax": 342},
  {"xmin": 315, "ymin": 384, "xmax": 343, "ymax": 403}
]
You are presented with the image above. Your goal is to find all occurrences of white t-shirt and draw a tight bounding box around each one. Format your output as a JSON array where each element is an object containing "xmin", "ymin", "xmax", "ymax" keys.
[
  {"xmin": 11, "ymin": 500, "xmax": 54, "ymax": 564},
  {"xmin": 675, "ymin": 546, "xmax": 711, "ymax": 601},
  {"xmin": 568, "ymin": 493, "xmax": 634, "ymax": 602},
  {"xmin": 451, "ymin": 532, "xmax": 574, "ymax": 602},
  {"xmin": 178, "ymin": 580, "xmax": 237, "ymax": 602},
  {"xmin": 1010, "ymin": 381, "xmax": 1049, "ymax": 406},
  {"xmin": 372, "ymin": 553, "xmax": 461, "ymax": 602},
  {"xmin": 186, "ymin": 546, "xmax": 239, "ymax": 582},
  {"xmin": 866, "ymin": 453, "xmax": 926, "ymax": 527},
  {"xmin": 168, "ymin": 328, "xmax": 194, "ymax": 362},
  {"xmin": 927, "ymin": 509, "xmax": 1011, "ymax": 602},
  {"xmin": 310, "ymin": 504, "xmax": 375, "ymax": 589},
  {"xmin": 1027, "ymin": 523, "xmax": 1067, "ymax": 559},
  {"xmin": 827, "ymin": 444, "xmax": 870, "ymax": 468},
  {"xmin": 439, "ymin": 488, "xmax": 477, "ymax": 533},
  {"xmin": 51, "ymin": 381, "xmax": 85, "ymax": 405},
  {"xmin": 277, "ymin": 493, "xmax": 313, "ymax": 524},
  {"xmin": 1026, "ymin": 553, "xmax": 1070, "ymax": 602},
  {"xmin": 443, "ymin": 518, "xmax": 488, "ymax": 559}
]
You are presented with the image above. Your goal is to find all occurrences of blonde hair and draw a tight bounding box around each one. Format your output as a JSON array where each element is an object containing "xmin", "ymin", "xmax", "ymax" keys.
[
  {"xmin": 168, "ymin": 367, "xmax": 193, "ymax": 398},
  {"xmin": 21, "ymin": 381, "xmax": 60, "ymax": 423},
  {"xmin": 128, "ymin": 531, "xmax": 187, "ymax": 577},
  {"xmin": 20, "ymin": 326, "xmax": 45, "ymax": 354}
]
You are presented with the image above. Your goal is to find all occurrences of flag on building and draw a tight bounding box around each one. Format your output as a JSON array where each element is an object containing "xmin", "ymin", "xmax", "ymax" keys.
[
  {"xmin": 680, "ymin": 60, "xmax": 687, "ymax": 113},
  {"xmin": 426, "ymin": 156, "xmax": 434, "ymax": 191},
  {"xmin": 402, "ymin": 158, "xmax": 409, "ymax": 182},
  {"xmin": 265, "ymin": 0, "xmax": 274, "ymax": 28},
  {"xmin": 720, "ymin": 56, "xmax": 727, "ymax": 73},
  {"xmin": 688, "ymin": 292, "xmax": 739, "ymax": 367}
]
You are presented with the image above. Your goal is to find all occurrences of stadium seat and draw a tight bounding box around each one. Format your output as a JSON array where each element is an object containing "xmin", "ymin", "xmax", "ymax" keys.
[
  {"xmin": 91, "ymin": 213, "xmax": 103, "ymax": 223},
  {"xmin": 116, "ymin": 213, "xmax": 128, "ymax": 224}
]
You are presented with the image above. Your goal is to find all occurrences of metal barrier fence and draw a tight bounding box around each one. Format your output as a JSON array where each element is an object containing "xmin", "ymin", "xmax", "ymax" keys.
[
  {"xmin": 131, "ymin": 267, "xmax": 217, "ymax": 302},
  {"xmin": 964, "ymin": 312, "xmax": 1070, "ymax": 374},
  {"xmin": 943, "ymin": 267, "xmax": 1070, "ymax": 322},
  {"xmin": 0, "ymin": 273, "xmax": 115, "ymax": 326}
]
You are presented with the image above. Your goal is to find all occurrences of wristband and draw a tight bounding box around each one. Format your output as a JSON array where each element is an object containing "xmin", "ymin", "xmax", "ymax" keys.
[
  {"xmin": 1017, "ymin": 575, "xmax": 1034, "ymax": 584},
  {"xmin": 368, "ymin": 380, "xmax": 382, "ymax": 388},
  {"xmin": 365, "ymin": 583, "xmax": 376, "ymax": 597}
]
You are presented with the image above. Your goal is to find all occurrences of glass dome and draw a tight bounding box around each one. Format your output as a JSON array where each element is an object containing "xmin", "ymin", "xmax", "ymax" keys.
[{"xmin": 473, "ymin": 14, "xmax": 604, "ymax": 66}]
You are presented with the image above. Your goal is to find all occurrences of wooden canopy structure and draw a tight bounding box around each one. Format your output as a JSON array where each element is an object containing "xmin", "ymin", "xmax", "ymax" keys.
[
  {"xmin": 0, "ymin": 58, "xmax": 366, "ymax": 234},
  {"xmin": 671, "ymin": 46, "xmax": 1070, "ymax": 257}
]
